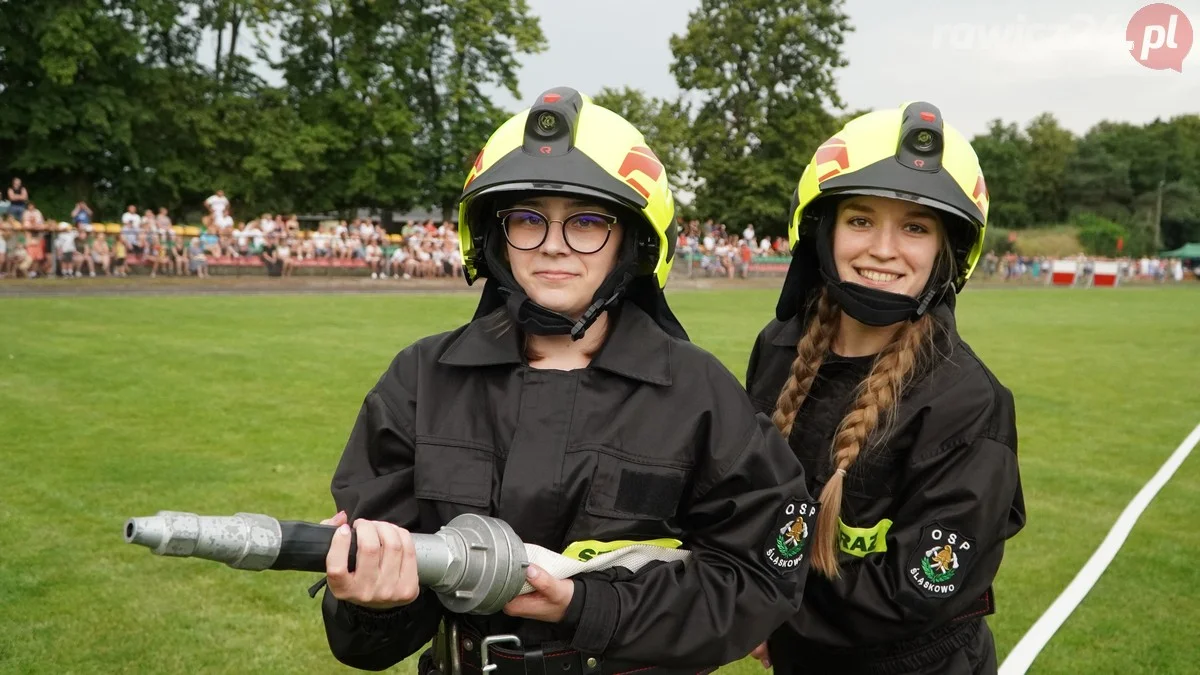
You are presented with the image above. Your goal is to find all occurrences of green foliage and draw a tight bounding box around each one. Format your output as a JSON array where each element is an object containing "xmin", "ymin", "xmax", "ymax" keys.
[
  {"xmin": 1024, "ymin": 113, "xmax": 1077, "ymax": 225},
  {"xmin": 1155, "ymin": 181, "xmax": 1200, "ymax": 250},
  {"xmin": 1074, "ymin": 213, "xmax": 1127, "ymax": 257},
  {"xmin": 669, "ymin": 0, "xmax": 851, "ymax": 235},
  {"xmin": 0, "ymin": 0, "xmax": 545, "ymax": 225},
  {"xmin": 1063, "ymin": 142, "xmax": 1134, "ymax": 225},
  {"xmin": 973, "ymin": 120, "xmax": 1032, "ymax": 230},
  {"xmin": 983, "ymin": 226, "xmax": 1015, "ymax": 255},
  {"xmin": 967, "ymin": 112, "xmax": 1200, "ymax": 251}
]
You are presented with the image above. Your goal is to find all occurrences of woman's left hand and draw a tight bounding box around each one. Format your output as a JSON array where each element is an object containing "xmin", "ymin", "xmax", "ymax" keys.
[{"xmin": 502, "ymin": 564, "xmax": 574, "ymax": 623}]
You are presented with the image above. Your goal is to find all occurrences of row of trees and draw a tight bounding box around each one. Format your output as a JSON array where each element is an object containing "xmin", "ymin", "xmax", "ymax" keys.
[
  {"xmin": 1, "ymin": 0, "xmax": 546, "ymax": 224},
  {"xmin": 0, "ymin": 0, "xmax": 854, "ymax": 230},
  {"xmin": 2, "ymin": 0, "xmax": 1196, "ymax": 254},
  {"xmin": 971, "ymin": 113, "xmax": 1200, "ymax": 255}
]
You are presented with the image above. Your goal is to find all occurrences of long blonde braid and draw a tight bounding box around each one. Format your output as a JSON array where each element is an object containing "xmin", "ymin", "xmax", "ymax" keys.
[{"xmin": 771, "ymin": 288, "xmax": 841, "ymax": 438}]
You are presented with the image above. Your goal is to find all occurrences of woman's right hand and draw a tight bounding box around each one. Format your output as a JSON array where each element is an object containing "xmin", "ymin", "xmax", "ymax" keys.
[{"xmin": 324, "ymin": 515, "xmax": 421, "ymax": 611}]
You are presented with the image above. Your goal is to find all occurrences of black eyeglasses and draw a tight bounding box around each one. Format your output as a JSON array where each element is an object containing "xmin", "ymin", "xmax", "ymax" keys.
[{"xmin": 497, "ymin": 208, "xmax": 617, "ymax": 254}]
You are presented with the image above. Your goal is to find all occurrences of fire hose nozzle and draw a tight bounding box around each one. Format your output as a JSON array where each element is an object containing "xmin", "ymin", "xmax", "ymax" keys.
[{"xmin": 124, "ymin": 511, "xmax": 528, "ymax": 615}]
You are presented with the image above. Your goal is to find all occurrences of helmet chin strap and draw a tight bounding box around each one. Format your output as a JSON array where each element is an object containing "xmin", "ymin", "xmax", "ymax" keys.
[
  {"xmin": 814, "ymin": 212, "xmax": 950, "ymax": 327},
  {"xmin": 488, "ymin": 232, "xmax": 638, "ymax": 341}
]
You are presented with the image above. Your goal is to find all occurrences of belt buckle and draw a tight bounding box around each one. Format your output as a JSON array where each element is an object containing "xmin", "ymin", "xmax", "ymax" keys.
[{"xmin": 480, "ymin": 634, "xmax": 522, "ymax": 674}]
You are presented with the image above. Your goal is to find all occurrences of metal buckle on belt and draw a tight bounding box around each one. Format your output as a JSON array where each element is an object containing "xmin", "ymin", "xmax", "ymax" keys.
[
  {"xmin": 434, "ymin": 620, "xmax": 462, "ymax": 675},
  {"xmin": 480, "ymin": 634, "xmax": 522, "ymax": 673}
]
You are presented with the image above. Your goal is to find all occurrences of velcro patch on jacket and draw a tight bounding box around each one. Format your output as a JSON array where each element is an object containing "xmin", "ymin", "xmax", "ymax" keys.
[
  {"xmin": 838, "ymin": 518, "xmax": 892, "ymax": 558},
  {"xmin": 763, "ymin": 499, "xmax": 820, "ymax": 575},
  {"xmin": 907, "ymin": 522, "xmax": 974, "ymax": 598},
  {"xmin": 614, "ymin": 468, "xmax": 683, "ymax": 517}
]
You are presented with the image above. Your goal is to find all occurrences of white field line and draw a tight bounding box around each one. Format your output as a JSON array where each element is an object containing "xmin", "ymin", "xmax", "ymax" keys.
[{"xmin": 999, "ymin": 421, "xmax": 1200, "ymax": 674}]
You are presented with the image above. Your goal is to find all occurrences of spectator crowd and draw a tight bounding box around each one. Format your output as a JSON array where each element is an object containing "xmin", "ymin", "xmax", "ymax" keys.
[
  {"xmin": 0, "ymin": 180, "xmax": 466, "ymax": 281},
  {"xmin": 1, "ymin": 177, "xmax": 1196, "ymax": 285},
  {"xmin": 979, "ymin": 251, "xmax": 1192, "ymax": 284},
  {"xmin": 674, "ymin": 219, "xmax": 793, "ymax": 279}
]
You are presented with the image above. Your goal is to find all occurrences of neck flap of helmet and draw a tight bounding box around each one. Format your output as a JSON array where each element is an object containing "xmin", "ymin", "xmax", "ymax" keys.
[
  {"xmin": 472, "ymin": 223, "xmax": 690, "ymax": 341},
  {"xmin": 813, "ymin": 207, "xmax": 952, "ymax": 327},
  {"xmin": 776, "ymin": 200, "xmax": 954, "ymax": 327}
]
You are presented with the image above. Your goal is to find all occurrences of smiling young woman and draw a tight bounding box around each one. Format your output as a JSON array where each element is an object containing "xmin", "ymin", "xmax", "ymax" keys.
[{"xmin": 743, "ymin": 103, "xmax": 1027, "ymax": 675}]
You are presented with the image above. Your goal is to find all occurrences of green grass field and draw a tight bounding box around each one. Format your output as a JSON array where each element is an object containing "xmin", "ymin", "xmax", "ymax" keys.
[{"xmin": 2, "ymin": 286, "xmax": 1198, "ymax": 674}]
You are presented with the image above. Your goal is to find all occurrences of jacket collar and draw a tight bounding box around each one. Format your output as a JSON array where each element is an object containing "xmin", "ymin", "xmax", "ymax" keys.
[
  {"xmin": 589, "ymin": 304, "xmax": 673, "ymax": 386},
  {"xmin": 437, "ymin": 308, "xmax": 525, "ymax": 368},
  {"xmin": 770, "ymin": 314, "xmax": 806, "ymax": 348},
  {"xmin": 438, "ymin": 303, "xmax": 673, "ymax": 386}
]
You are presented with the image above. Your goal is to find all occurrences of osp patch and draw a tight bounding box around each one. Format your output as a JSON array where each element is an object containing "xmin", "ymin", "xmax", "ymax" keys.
[
  {"xmin": 907, "ymin": 523, "xmax": 973, "ymax": 598},
  {"xmin": 764, "ymin": 499, "xmax": 819, "ymax": 575}
]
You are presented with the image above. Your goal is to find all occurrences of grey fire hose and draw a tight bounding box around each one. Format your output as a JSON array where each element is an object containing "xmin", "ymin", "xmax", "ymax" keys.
[{"xmin": 124, "ymin": 511, "xmax": 528, "ymax": 615}]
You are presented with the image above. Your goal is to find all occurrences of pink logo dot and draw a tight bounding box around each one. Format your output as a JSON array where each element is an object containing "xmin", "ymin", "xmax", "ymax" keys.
[{"xmin": 1126, "ymin": 3, "xmax": 1193, "ymax": 72}]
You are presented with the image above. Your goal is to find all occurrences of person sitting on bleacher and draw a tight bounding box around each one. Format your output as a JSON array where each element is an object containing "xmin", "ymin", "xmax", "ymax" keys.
[
  {"xmin": 387, "ymin": 244, "xmax": 412, "ymax": 279},
  {"xmin": 331, "ymin": 230, "xmax": 348, "ymax": 260},
  {"xmin": 279, "ymin": 236, "xmax": 296, "ymax": 277},
  {"xmin": 16, "ymin": 224, "xmax": 38, "ymax": 276},
  {"xmin": 441, "ymin": 238, "xmax": 462, "ymax": 278},
  {"xmin": 188, "ymin": 237, "xmax": 209, "ymax": 278},
  {"xmin": 89, "ymin": 235, "xmax": 110, "ymax": 277},
  {"xmin": 198, "ymin": 226, "xmax": 219, "ymax": 258},
  {"xmin": 313, "ymin": 229, "xmax": 331, "ymax": 259},
  {"xmin": 10, "ymin": 237, "xmax": 33, "ymax": 278},
  {"xmin": 112, "ymin": 237, "xmax": 128, "ymax": 277},
  {"xmin": 169, "ymin": 237, "xmax": 186, "ymax": 276},
  {"xmin": 242, "ymin": 220, "xmax": 263, "ymax": 255},
  {"xmin": 413, "ymin": 239, "xmax": 435, "ymax": 277},
  {"xmin": 218, "ymin": 226, "xmax": 238, "ymax": 258},
  {"xmin": 76, "ymin": 233, "xmax": 97, "ymax": 277},
  {"xmin": 365, "ymin": 238, "xmax": 383, "ymax": 279},
  {"xmin": 298, "ymin": 235, "xmax": 315, "ymax": 261},
  {"xmin": 260, "ymin": 232, "xmax": 282, "ymax": 277},
  {"xmin": 150, "ymin": 234, "xmax": 171, "ymax": 278}
]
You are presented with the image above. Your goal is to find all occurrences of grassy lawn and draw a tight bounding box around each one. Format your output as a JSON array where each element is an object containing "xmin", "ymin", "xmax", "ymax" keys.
[{"xmin": 1, "ymin": 285, "xmax": 1197, "ymax": 674}]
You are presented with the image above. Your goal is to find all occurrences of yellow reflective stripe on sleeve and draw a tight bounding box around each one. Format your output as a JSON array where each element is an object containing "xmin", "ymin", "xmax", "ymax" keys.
[
  {"xmin": 561, "ymin": 538, "xmax": 684, "ymax": 562},
  {"xmin": 838, "ymin": 519, "xmax": 893, "ymax": 558}
]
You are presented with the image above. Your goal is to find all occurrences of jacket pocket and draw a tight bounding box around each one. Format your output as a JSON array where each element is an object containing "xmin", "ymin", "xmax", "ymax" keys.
[
  {"xmin": 584, "ymin": 451, "xmax": 689, "ymax": 521},
  {"xmin": 413, "ymin": 437, "xmax": 495, "ymax": 508}
]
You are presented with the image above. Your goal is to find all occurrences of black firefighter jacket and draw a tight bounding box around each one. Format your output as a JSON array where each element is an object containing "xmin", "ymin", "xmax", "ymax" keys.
[
  {"xmin": 744, "ymin": 303, "xmax": 1027, "ymax": 674},
  {"xmin": 320, "ymin": 303, "xmax": 817, "ymax": 672}
]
